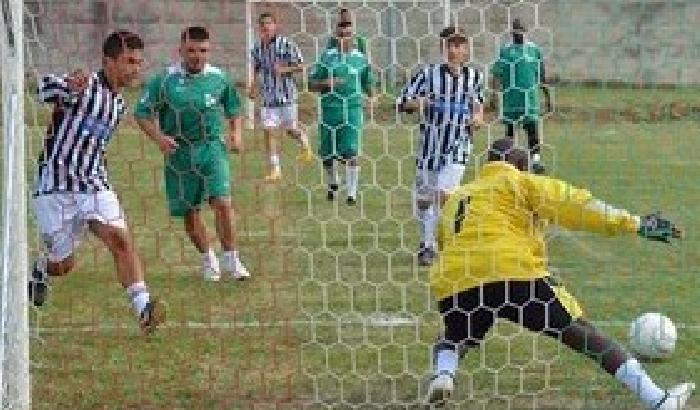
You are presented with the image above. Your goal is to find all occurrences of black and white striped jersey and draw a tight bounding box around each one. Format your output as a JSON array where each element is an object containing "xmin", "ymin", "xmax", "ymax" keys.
[
  {"xmin": 251, "ymin": 35, "xmax": 304, "ymax": 107},
  {"xmin": 35, "ymin": 70, "xmax": 127, "ymax": 195},
  {"xmin": 397, "ymin": 64, "xmax": 484, "ymax": 171}
]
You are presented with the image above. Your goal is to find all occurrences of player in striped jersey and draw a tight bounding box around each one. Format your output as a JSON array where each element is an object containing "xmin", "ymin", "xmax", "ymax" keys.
[
  {"xmin": 397, "ymin": 28, "xmax": 484, "ymax": 267},
  {"xmin": 29, "ymin": 31, "xmax": 165, "ymax": 334},
  {"xmin": 249, "ymin": 12, "xmax": 314, "ymax": 182}
]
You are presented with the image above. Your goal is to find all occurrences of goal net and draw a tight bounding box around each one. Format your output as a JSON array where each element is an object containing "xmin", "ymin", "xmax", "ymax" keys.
[{"xmin": 3, "ymin": 0, "xmax": 698, "ymax": 408}]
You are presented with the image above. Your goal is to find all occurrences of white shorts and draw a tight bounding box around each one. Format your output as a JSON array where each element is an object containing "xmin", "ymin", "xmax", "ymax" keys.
[
  {"xmin": 415, "ymin": 163, "xmax": 467, "ymax": 203},
  {"xmin": 261, "ymin": 104, "xmax": 298, "ymax": 129},
  {"xmin": 33, "ymin": 191, "xmax": 126, "ymax": 262}
]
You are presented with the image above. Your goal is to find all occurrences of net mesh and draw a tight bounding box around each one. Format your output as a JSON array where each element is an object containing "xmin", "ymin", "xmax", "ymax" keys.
[{"xmin": 13, "ymin": 0, "xmax": 700, "ymax": 408}]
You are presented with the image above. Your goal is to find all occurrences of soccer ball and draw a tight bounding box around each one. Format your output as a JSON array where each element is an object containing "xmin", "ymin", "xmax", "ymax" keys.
[{"xmin": 628, "ymin": 312, "xmax": 677, "ymax": 359}]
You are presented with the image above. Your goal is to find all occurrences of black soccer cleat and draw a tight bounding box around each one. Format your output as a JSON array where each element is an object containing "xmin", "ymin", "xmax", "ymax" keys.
[
  {"xmin": 417, "ymin": 245, "xmax": 437, "ymax": 267},
  {"xmin": 138, "ymin": 298, "xmax": 166, "ymax": 335},
  {"xmin": 28, "ymin": 261, "xmax": 49, "ymax": 307},
  {"xmin": 327, "ymin": 184, "xmax": 338, "ymax": 201},
  {"xmin": 346, "ymin": 196, "xmax": 357, "ymax": 206},
  {"xmin": 532, "ymin": 163, "xmax": 546, "ymax": 175}
]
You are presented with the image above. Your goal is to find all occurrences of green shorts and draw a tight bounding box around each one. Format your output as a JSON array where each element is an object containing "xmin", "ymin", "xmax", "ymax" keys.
[
  {"xmin": 164, "ymin": 140, "xmax": 231, "ymax": 217},
  {"xmin": 318, "ymin": 107, "xmax": 363, "ymax": 160}
]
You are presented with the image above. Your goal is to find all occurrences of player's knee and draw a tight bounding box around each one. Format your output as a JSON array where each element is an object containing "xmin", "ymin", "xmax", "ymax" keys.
[
  {"xmin": 47, "ymin": 256, "xmax": 75, "ymax": 276},
  {"xmin": 416, "ymin": 199, "xmax": 432, "ymax": 210}
]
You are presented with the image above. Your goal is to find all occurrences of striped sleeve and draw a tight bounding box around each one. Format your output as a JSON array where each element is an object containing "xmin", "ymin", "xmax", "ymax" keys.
[
  {"xmin": 474, "ymin": 68, "xmax": 484, "ymax": 104},
  {"xmin": 397, "ymin": 66, "xmax": 427, "ymax": 109},
  {"xmin": 37, "ymin": 74, "xmax": 74, "ymax": 104},
  {"xmin": 288, "ymin": 39, "xmax": 303, "ymax": 65}
]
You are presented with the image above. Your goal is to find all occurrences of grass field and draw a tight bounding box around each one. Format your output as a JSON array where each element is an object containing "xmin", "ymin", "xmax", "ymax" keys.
[{"xmin": 24, "ymin": 85, "xmax": 700, "ymax": 409}]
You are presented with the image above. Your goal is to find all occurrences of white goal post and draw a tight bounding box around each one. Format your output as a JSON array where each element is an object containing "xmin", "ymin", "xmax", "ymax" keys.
[{"xmin": 0, "ymin": 0, "xmax": 29, "ymax": 408}]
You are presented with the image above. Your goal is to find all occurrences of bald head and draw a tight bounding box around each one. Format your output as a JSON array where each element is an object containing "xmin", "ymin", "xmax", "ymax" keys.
[{"xmin": 488, "ymin": 138, "xmax": 530, "ymax": 171}]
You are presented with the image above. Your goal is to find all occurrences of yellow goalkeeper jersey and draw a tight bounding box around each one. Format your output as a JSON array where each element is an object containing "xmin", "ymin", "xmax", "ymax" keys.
[{"xmin": 430, "ymin": 161, "xmax": 640, "ymax": 300}]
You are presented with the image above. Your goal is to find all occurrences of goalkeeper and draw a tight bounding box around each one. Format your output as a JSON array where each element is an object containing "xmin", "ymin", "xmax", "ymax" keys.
[{"xmin": 426, "ymin": 138, "xmax": 693, "ymax": 410}]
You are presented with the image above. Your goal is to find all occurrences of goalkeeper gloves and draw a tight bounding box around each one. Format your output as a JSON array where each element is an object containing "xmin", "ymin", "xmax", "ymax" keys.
[{"xmin": 637, "ymin": 212, "xmax": 682, "ymax": 243}]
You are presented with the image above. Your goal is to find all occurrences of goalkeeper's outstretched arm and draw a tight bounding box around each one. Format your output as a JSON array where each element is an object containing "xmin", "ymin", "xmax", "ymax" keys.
[{"xmin": 523, "ymin": 174, "xmax": 682, "ymax": 242}]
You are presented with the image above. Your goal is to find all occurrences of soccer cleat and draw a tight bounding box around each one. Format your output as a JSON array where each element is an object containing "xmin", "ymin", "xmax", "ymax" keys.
[
  {"xmin": 653, "ymin": 383, "xmax": 695, "ymax": 410},
  {"xmin": 418, "ymin": 245, "xmax": 437, "ymax": 267},
  {"xmin": 426, "ymin": 372, "xmax": 454, "ymax": 407},
  {"xmin": 346, "ymin": 196, "xmax": 357, "ymax": 206},
  {"xmin": 138, "ymin": 298, "xmax": 166, "ymax": 335},
  {"xmin": 327, "ymin": 184, "xmax": 338, "ymax": 201},
  {"xmin": 28, "ymin": 261, "xmax": 49, "ymax": 307},
  {"xmin": 222, "ymin": 254, "xmax": 251, "ymax": 280},
  {"xmin": 297, "ymin": 148, "xmax": 316, "ymax": 164},
  {"xmin": 532, "ymin": 162, "xmax": 546, "ymax": 175},
  {"xmin": 264, "ymin": 170, "xmax": 282, "ymax": 182},
  {"xmin": 202, "ymin": 253, "xmax": 221, "ymax": 282}
]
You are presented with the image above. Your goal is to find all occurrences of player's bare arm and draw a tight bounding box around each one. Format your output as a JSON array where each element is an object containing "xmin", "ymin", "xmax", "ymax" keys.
[
  {"xmin": 227, "ymin": 116, "xmax": 243, "ymax": 153},
  {"xmin": 274, "ymin": 62, "xmax": 306, "ymax": 76},
  {"xmin": 135, "ymin": 117, "xmax": 178, "ymax": 154}
]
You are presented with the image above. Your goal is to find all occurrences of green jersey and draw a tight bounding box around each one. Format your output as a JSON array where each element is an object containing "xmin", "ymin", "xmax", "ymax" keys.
[
  {"xmin": 326, "ymin": 35, "xmax": 367, "ymax": 54},
  {"xmin": 134, "ymin": 63, "xmax": 242, "ymax": 142},
  {"xmin": 309, "ymin": 48, "xmax": 374, "ymax": 110},
  {"xmin": 491, "ymin": 42, "xmax": 544, "ymax": 122}
]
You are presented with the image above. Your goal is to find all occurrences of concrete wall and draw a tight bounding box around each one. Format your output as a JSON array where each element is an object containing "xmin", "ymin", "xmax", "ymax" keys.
[{"xmin": 20, "ymin": 0, "xmax": 700, "ymax": 85}]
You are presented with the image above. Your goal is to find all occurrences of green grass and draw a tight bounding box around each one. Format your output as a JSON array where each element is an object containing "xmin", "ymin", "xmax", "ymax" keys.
[{"xmin": 25, "ymin": 86, "xmax": 700, "ymax": 409}]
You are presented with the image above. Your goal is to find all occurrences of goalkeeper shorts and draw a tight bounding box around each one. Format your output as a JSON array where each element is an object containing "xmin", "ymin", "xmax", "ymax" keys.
[{"xmin": 437, "ymin": 277, "xmax": 584, "ymax": 348}]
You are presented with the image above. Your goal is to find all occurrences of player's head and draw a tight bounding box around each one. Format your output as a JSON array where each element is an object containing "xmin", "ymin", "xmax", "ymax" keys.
[
  {"xmin": 336, "ymin": 20, "xmax": 354, "ymax": 49},
  {"xmin": 443, "ymin": 29, "xmax": 469, "ymax": 65},
  {"xmin": 102, "ymin": 31, "xmax": 144, "ymax": 87},
  {"xmin": 180, "ymin": 26, "xmax": 211, "ymax": 74},
  {"xmin": 512, "ymin": 18, "xmax": 526, "ymax": 44},
  {"xmin": 259, "ymin": 12, "xmax": 277, "ymax": 39},
  {"xmin": 439, "ymin": 26, "xmax": 457, "ymax": 53},
  {"xmin": 339, "ymin": 8, "xmax": 352, "ymax": 23},
  {"xmin": 487, "ymin": 138, "xmax": 529, "ymax": 171}
]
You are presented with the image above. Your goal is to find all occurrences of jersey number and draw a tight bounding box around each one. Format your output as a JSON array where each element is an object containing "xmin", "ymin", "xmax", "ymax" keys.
[{"xmin": 454, "ymin": 196, "xmax": 471, "ymax": 234}]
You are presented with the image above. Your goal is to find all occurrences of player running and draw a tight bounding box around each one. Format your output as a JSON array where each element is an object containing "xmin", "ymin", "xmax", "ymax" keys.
[
  {"xmin": 248, "ymin": 12, "xmax": 314, "ymax": 182},
  {"xmin": 426, "ymin": 138, "xmax": 694, "ymax": 409},
  {"xmin": 135, "ymin": 26, "xmax": 250, "ymax": 282},
  {"xmin": 397, "ymin": 28, "xmax": 484, "ymax": 266},
  {"xmin": 29, "ymin": 31, "xmax": 165, "ymax": 334},
  {"xmin": 309, "ymin": 19, "xmax": 375, "ymax": 205}
]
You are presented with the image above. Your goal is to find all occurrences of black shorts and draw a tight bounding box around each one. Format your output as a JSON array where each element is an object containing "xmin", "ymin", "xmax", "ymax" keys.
[{"xmin": 437, "ymin": 277, "xmax": 583, "ymax": 349}]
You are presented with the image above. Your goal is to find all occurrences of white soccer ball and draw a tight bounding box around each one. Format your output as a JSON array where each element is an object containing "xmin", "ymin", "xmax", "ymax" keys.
[{"xmin": 628, "ymin": 312, "xmax": 677, "ymax": 359}]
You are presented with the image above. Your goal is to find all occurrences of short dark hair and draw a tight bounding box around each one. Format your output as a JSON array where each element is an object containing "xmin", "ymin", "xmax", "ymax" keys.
[
  {"xmin": 102, "ymin": 31, "xmax": 144, "ymax": 58},
  {"xmin": 259, "ymin": 12, "xmax": 275, "ymax": 23},
  {"xmin": 488, "ymin": 138, "xmax": 529, "ymax": 171},
  {"xmin": 181, "ymin": 26, "xmax": 210, "ymax": 42},
  {"xmin": 440, "ymin": 26, "xmax": 468, "ymax": 45}
]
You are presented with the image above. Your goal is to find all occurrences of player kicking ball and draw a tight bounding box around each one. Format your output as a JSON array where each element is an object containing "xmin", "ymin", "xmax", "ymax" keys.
[
  {"xmin": 426, "ymin": 138, "xmax": 694, "ymax": 409},
  {"xmin": 29, "ymin": 31, "xmax": 165, "ymax": 334},
  {"xmin": 309, "ymin": 20, "xmax": 375, "ymax": 205}
]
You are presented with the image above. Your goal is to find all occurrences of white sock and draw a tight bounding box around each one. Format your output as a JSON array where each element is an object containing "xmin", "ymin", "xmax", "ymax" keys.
[
  {"xmin": 296, "ymin": 129, "xmax": 309, "ymax": 147},
  {"xmin": 222, "ymin": 249, "xmax": 239, "ymax": 267},
  {"xmin": 202, "ymin": 249, "xmax": 218, "ymax": 267},
  {"xmin": 435, "ymin": 348, "xmax": 458, "ymax": 376},
  {"xmin": 346, "ymin": 165, "xmax": 359, "ymax": 199},
  {"xmin": 126, "ymin": 281, "xmax": 150, "ymax": 317},
  {"xmin": 325, "ymin": 162, "xmax": 338, "ymax": 188},
  {"xmin": 417, "ymin": 205, "xmax": 437, "ymax": 248},
  {"xmin": 270, "ymin": 154, "xmax": 281, "ymax": 173},
  {"xmin": 532, "ymin": 153, "xmax": 541, "ymax": 163},
  {"xmin": 615, "ymin": 358, "xmax": 665, "ymax": 408}
]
